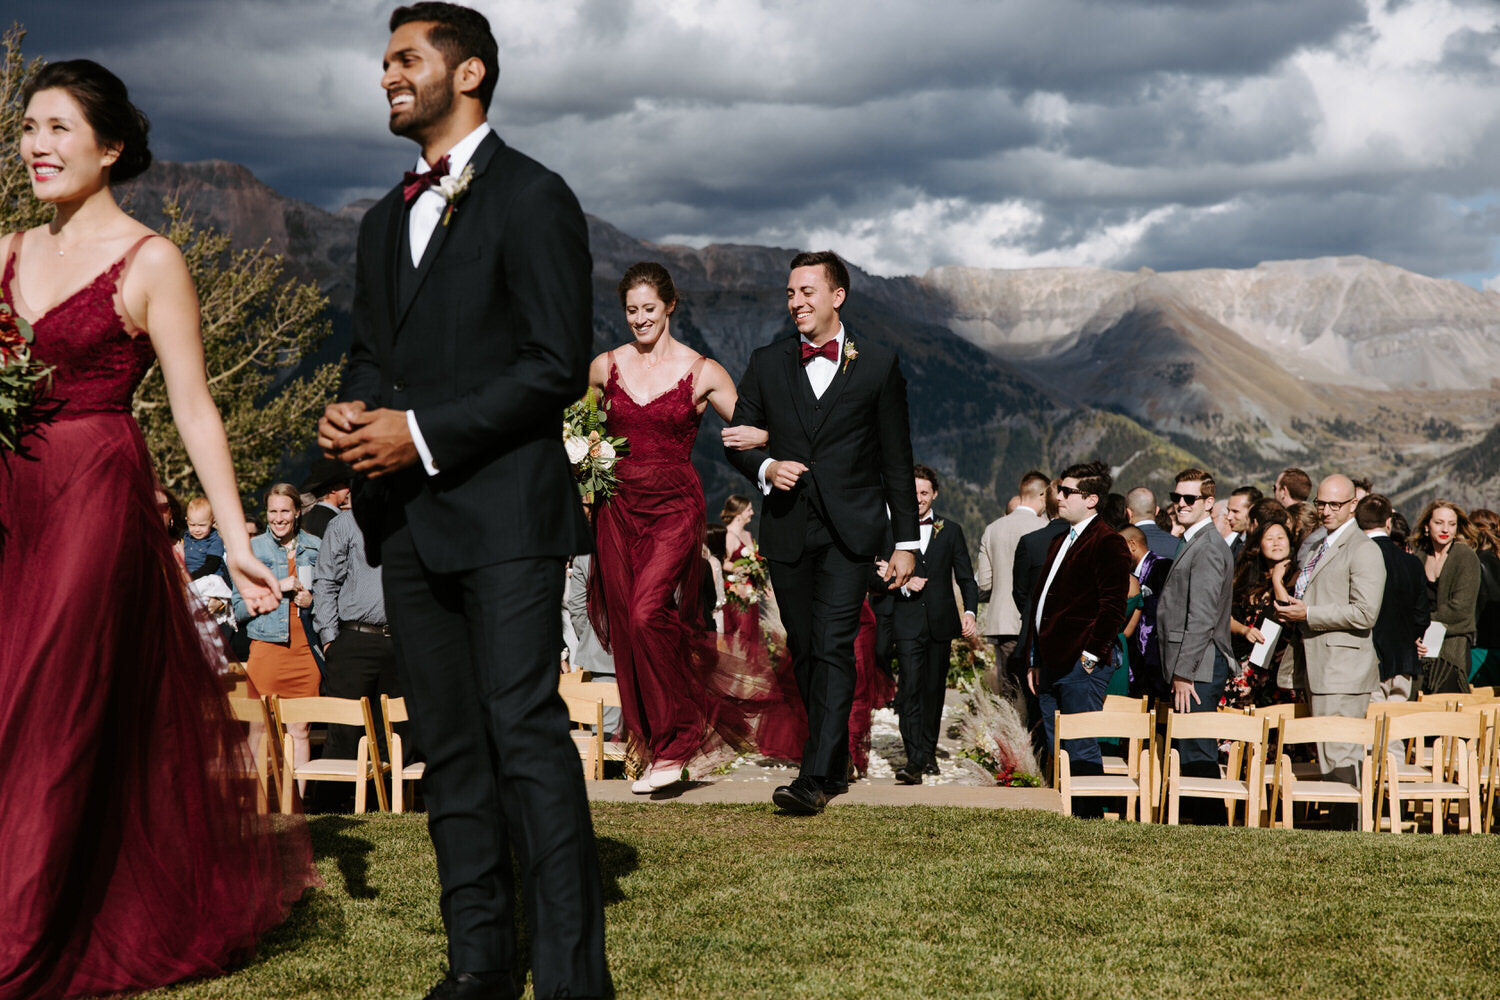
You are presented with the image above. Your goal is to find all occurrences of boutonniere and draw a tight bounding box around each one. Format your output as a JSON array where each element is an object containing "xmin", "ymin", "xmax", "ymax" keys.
[
  {"xmin": 841, "ymin": 338, "xmax": 858, "ymax": 373},
  {"xmin": 933, "ymin": 519, "xmax": 945, "ymax": 535},
  {"xmin": 438, "ymin": 164, "xmax": 475, "ymax": 225}
]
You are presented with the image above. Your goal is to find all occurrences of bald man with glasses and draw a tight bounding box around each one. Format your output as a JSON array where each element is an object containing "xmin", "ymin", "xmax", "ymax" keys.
[{"xmin": 1276, "ymin": 474, "xmax": 1386, "ymax": 785}]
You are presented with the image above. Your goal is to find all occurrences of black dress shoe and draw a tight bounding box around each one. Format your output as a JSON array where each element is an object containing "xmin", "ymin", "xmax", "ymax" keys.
[
  {"xmin": 422, "ymin": 971, "xmax": 515, "ymax": 1000},
  {"xmin": 923, "ymin": 761, "xmax": 940, "ymax": 775},
  {"xmin": 821, "ymin": 778, "xmax": 849, "ymax": 797},
  {"xmin": 772, "ymin": 776, "xmax": 827, "ymax": 814},
  {"xmin": 894, "ymin": 766, "xmax": 922, "ymax": 785}
]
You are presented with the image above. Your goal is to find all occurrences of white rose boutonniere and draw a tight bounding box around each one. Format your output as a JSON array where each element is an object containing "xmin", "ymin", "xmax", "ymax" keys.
[
  {"xmin": 933, "ymin": 519, "xmax": 945, "ymax": 536},
  {"xmin": 438, "ymin": 164, "xmax": 476, "ymax": 225}
]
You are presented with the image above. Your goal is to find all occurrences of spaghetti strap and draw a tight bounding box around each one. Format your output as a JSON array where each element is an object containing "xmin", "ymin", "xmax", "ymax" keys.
[
  {"xmin": 2, "ymin": 231, "xmax": 23, "ymax": 293},
  {"xmin": 114, "ymin": 234, "xmax": 160, "ymax": 335}
]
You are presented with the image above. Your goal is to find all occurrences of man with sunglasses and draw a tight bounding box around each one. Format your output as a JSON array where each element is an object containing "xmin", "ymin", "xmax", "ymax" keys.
[
  {"xmin": 1275, "ymin": 474, "xmax": 1385, "ymax": 787},
  {"xmin": 1022, "ymin": 462, "xmax": 1130, "ymax": 805},
  {"xmin": 1156, "ymin": 469, "xmax": 1235, "ymax": 820}
]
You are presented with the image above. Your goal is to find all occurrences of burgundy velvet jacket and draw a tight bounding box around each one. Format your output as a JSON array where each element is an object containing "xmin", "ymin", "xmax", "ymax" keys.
[{"xmin": 1020, "ymin": 516, "xmax": 1132, "ymax": 687}]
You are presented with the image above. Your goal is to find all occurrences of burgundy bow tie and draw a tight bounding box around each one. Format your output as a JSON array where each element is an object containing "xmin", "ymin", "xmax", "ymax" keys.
[
  {"xmin": 799, "ymin": 340, "xmax": 840, "ymax": 366},
  {"xmin": 920, "ymin": 516, "xmax": 934, "ymax": 526},
  {"xmin": 402, "ymin": 154, "xmax": 451, "ymax": 206}
]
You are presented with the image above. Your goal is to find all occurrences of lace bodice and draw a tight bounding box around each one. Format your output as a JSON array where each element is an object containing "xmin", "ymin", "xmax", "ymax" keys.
[
  {"xmin": 602, "ymin": 354, "xmax": 704, "ymax": 466},
  {"xmin": 2, "ymin": 232, "xmax": 157, "ymax": 418}
]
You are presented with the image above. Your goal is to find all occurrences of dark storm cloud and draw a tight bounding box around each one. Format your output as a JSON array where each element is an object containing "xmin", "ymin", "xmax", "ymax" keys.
[{"xmin": 6, "ymin": 0, "xmax": 1500, "ymax": 282}]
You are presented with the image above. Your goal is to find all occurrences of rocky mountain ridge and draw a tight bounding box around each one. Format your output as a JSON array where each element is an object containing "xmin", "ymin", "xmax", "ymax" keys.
[{"xmin": 122, "ymin": 159, "xmax": 1500, "ymax": 521}]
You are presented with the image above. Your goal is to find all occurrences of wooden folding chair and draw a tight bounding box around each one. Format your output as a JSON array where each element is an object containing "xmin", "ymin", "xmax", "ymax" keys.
[
  {"xmin": 1368, "ymin": 700, "xmax": 1454, "ymax": 816},
  {"xmin": 226, "ymin": 694, "xmax": 274, "ymax": 814},
  {"xmin": 1100, "ymin": 695, "xmax": 1150, "ymax": 777},
  {"xmin": 1417, "ymin": 692, "xmax": 1468, "ymax": 708},
  {"xmin": 380, "ymin": 695, "xmax": 426, "ymax": 813},
  {"xmin": 561, "ymin": 689, "xmax": 606, "ymax": 780},
  {"xmin": 561, "ymin": 671, "xmax": 629, "ymax": 775},
  {"xmin": 271, "ymin": 695, "xmax": 390, "ymax": 814},
  {"xmin": 1162, "ymin": 711, "xmax": 1270, "ymax": 827},
  {"xmin": 1053, "ymin": 710, "xmax": 1154, "ymax": 821},
  {"xmin": 1383, "ymin": 711, "xmax": 1484, "ymax": 834},
  {"xmin": 1460, "ymin": 704, "xmax": 1499, "ymax": 833},
  {"xmin": 1271, "ymin": 716, "xmax": 1379, "ymax": 832}
]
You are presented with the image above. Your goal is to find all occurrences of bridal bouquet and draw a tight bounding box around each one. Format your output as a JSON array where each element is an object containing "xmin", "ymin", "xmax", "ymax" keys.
[
  {"xmin": 0, "ymin": 300, "xmax": 52, "ymax": 451},
  {"xmin": 724, "ymin": 540, "xmax": 769, "ymax": 610},
  {"xmin": 563, "ymin": 388, "xmax": 628, "ymax": 504}
]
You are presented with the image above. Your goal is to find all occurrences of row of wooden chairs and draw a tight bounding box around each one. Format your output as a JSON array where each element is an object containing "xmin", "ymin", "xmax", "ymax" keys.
[
  {"xmin": 1055, "ymin": 692, "xmax": 1500, "ymax": 832},
  {"xmin": 228, "ymin": 693, "xmax": 424, "ymax": 814}
]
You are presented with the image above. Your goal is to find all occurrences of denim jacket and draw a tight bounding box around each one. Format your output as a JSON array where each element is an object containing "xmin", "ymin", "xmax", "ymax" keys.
[{"xmin": 232, "ymin": 529, "xmax": 320, "ymax": 642}]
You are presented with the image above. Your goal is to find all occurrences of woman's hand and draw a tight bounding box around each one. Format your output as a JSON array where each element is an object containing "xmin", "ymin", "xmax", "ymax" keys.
[
  {"xmin": 292, "ymin": 579, "xmax": 314, "ymax": 609},
  {"xmin": 1244, "ymin": 626, "xmax": 1266, "ymax": 645},
  {"xmin": 722, "ymin": 424, "xmax": 769, "ymax": 450},
  {"xmin": 229, "ymin": 551, "xmax": 282, "ymax": 616}
]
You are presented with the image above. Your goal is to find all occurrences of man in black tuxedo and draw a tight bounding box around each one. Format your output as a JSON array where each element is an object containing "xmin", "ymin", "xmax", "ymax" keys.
[
  {"xmin": 317, "ymin": 6, "xmax": 608, "ymax": 999},
  {"xmin": 890, "ymin": 465, "xmax": 978, "ymax": 784},
  {"xmin": 1358, "ymin": 493, "xmax": 1429, "ymax": 705},
  {"xmin": 725, "ymin": 251, "xmax": 918, "ymax": 815}
]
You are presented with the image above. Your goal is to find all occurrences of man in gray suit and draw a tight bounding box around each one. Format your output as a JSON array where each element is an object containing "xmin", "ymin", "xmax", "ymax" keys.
[
  {"xmin": 1276, "ymin": 473, "xmax": 1385, "ymax": 783},
  {"xmin": 1127, "ymin": 487, "xmax": 1178, "ymax": 559},
  {"xmin": 1156, "ymin": 469, "xmax": 1235, "ymax": 811}
]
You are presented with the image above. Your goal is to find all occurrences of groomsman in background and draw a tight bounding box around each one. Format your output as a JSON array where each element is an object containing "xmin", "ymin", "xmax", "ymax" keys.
[
  {"xmin": 1358, "ymin": 494, "xmax": 1428, "ymax": 707},
  {"xmin": 1023, "ymin": 462, "xmax": 1130, "ymax": 796},
  {"xmin": 1120, "ymin": 526, "xmax": 1171, "ymax": 699},
  {"xmin": 890, "ymin": 465, "xmax": 978, "ymax": 784},
  {"xmin": 975, "ymin": 469, "xmax": 1049, "ymax": 689},
  {"xmin": 1156, "ymin": 469, "xmax": 1235, "ymax": 820},
  {"xmin": 1127, "ymin": 487, "xmax": 1178, "ymax": 558}
]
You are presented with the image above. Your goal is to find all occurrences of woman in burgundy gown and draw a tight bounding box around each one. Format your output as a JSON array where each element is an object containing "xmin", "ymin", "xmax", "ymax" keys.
[
  {"xmin": 587, "ymin": 262, "xmax": 780, "ymax": 792},
  {"xmin": 0, "ymin": 62, "xmax": 316, "ymax": 999}
]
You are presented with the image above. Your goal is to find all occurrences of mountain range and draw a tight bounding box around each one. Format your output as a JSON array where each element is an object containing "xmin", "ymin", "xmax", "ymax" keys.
[{"xmin": 123, "ymin": 160, "xmax": 1500, "ymax": 537}]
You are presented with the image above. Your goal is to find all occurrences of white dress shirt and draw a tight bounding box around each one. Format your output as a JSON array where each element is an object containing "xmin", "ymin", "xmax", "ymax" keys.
[
  {"xmin": 1181, "ymin": 516, "xmax": 1214, "ymax": 546},
  {"xmin": 404, "ymin": 122, "xmax": 493, "ymax": 477}
]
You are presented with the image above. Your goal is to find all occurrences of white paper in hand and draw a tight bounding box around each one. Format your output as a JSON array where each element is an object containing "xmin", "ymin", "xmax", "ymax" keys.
[
  {"xmin": 1422, "ymin": 621, "xmax": 1447, "ymax": 657},
  {"xmin": 1249, "ymin": 618, "xmax": 1282, "ymax": 668}
]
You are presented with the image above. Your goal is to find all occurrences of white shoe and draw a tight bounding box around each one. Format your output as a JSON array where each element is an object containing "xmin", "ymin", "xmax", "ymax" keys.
[
  {"xmin": 631, "ymin": 776, "xmax": 653, "ymax": 794},
  {"xmin": 647, "ymin": 762, "xmax": 687, "ymax": 789}
]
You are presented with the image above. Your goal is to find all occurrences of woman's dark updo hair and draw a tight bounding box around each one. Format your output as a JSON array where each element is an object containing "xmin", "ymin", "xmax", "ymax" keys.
[
  {"xmin": 23, "ymin": 60, "xmax": 152, "ymax": 183},
  {"xmin": 617, "ymin": 261, "xmax": 677, "ymax": 309}
]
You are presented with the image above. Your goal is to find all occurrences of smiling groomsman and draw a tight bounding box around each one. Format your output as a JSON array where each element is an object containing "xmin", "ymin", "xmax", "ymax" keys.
[
  {"xmin": 317, "ymin": 5, "xmax": 608, "ymax": 998},
  {"xmin": 725, "ymin": 251, "xmax": 919, "ymax": 815}
]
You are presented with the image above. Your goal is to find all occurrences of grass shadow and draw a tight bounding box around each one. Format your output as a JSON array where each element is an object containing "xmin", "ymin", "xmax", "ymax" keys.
[{"xmin": 309, "ymin": 814, "xmax": 378, "ymax": 900}]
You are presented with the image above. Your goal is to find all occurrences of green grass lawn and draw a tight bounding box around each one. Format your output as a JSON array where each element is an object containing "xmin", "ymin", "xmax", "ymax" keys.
[{"xmin": 148, "ymin": 805, "xmax": 1500, "ymax": 999}]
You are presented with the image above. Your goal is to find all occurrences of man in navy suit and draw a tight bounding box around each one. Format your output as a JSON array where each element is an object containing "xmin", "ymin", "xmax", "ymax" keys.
[
  {"xmin": 318, "ymin": 5, "xmax": 608, "ymax": 997},
  {"xmin": 889, "ymin": 465, "xmax": 978, "ymax": 784},
  {"xmin": 1127, "ymin": 487, "xmax": 1178, "ymax": 559}
]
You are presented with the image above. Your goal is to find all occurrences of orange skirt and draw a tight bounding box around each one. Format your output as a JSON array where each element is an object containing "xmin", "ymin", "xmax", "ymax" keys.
[{"xmin": 244, "ymin": 613, "xmax": 321, "ymax": 699}]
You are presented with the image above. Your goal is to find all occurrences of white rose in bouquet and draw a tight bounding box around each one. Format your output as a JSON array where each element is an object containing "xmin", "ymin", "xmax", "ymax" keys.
[
  {"xmin": 591, "ymin": 439, "xmax": 617, "ymax": 468},
  {"xmin": 564, "ymin": 434, "xmax": 590, "ymax": 465}
]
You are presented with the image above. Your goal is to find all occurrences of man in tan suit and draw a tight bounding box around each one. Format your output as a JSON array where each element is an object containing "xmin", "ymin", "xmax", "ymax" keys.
[{"xmin": 1276, "ymin": 473, "xmax": 1385, "ymax": 782}]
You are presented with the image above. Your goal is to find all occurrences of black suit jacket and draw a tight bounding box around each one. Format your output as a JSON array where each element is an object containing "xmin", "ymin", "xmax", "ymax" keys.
[
  {"xmin": 892, "ymin": 514, "xmax": 979, "ymax": 641},
  {"xmin": 1373, "ymin": 535, "xmax": 1429, "ymax": 680},
  {"xmin": 725, "ymin": 331, "xmax": 918, "ymax": 561},
  {"xmin": 300, "ymin": 502, "xmax": 339, "ymax": 540},
  {"xmin": 341, "ymin": 132, "xmax": 592, "ymax": 572}
]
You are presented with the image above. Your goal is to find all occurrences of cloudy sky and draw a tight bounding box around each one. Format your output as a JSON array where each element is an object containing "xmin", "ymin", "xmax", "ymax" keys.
[{"xmin": 10, "ymin": 0, "xmax": 1500, "ymax": 285}]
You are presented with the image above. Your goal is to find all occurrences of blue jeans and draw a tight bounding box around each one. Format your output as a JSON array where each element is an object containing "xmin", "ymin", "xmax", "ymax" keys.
[{"xmin": 1039, "ymin": 654, "xmax": 1116, "ymax": 774}]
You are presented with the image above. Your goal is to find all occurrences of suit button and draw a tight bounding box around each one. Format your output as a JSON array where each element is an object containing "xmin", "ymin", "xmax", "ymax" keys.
[{"xmin": 393, "ymin": 379, "xmax": 406, "ymax": 392}]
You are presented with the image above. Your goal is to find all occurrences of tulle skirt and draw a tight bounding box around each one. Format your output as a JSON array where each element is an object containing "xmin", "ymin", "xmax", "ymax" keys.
[{"xmin": 0, "ymin": 413, "xmax": 318, "ymax": 999}]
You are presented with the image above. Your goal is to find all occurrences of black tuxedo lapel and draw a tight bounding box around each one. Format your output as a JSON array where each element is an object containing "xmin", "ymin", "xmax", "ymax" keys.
[
  {"xmin": 394, "ymin": 131, "xmax": 504, "ymax": 332},
  {"xmin": 782, "ymin": 339, "xmax": 816, "ymax": 438}
]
